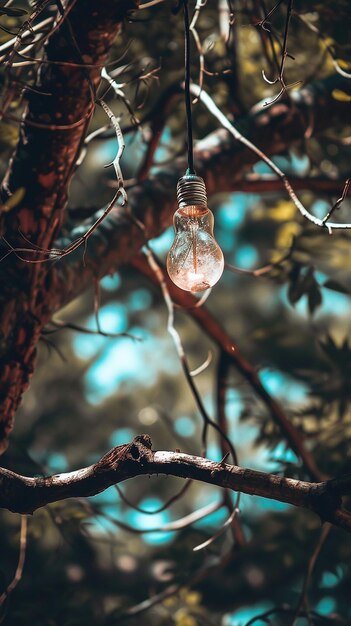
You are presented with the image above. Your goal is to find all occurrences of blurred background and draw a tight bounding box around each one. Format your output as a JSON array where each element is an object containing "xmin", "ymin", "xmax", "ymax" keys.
[{"xmin": 0, "ymin": 0, "xmax": 351, "ymax": 624}]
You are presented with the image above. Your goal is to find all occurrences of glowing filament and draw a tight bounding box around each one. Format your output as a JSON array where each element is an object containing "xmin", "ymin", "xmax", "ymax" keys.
[{"xmin": 167, "ymin": 205, "xmax": 224, "ymax": 292}]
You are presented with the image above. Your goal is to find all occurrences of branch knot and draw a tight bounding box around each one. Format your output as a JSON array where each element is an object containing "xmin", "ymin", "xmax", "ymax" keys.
[{"xmin": 95, "ymin": 434, "xmax": 153, "ymax": 473}]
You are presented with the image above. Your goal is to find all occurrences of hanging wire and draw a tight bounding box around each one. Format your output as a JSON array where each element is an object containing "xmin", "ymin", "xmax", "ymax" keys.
[{"xmin": 182, "ymin": 0, "xmax": 195, "ymax": 175}]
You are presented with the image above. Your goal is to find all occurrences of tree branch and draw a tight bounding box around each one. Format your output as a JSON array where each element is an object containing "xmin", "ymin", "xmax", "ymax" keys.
[
  {"xmin": 0, "ymin": 74, "xmax": 349, "ymax": 452},
  {"xmin": 132, "ymin": 253, "xmax": 323, "ymax": 481},
  {"xmin": 218, "ymin": 175, "xmax": 350, "ymax": 194},
  {"xmin": 189, "ymin": 82, "xmax": 351, "ymax": 231},
  {"xmin": 0, "ymin": 435, "xmax": 350, "ymax": 532},
  {"xmin": 52, "ymin": 73, "xmax": 351, "ymax": 311},
  {"xmin": 0, "ymin": 0, "xmax": 138, "ymax": 452}
]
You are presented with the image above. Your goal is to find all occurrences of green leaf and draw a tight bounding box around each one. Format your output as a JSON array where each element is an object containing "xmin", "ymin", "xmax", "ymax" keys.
[
  {"xmin": 288, "ymin": 280, "xmax": 304, "ymax": 304},
  {"xmin": 308, "ymin": 285, "xmax": 322, "ymax": 315},
  {"xmin": 324, "ymin": 280, "xmax": 350, "ymax": 294},
  {"xmin": 300, "ymin": 266, "xmax": 315, "ymax": 292},
  {"xmin": 287, "ymin": 264, "xmax": 303, "ymax": 304}
]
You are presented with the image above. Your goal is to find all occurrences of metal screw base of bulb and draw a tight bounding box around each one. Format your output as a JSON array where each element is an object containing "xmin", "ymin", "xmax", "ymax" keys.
[{"xmin": 176, "ymin": 175, "xmax": 207, "ymax": 209}]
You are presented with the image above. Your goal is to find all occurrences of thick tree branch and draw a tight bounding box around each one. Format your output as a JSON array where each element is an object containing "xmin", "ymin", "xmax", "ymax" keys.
[
  {"xmin": 0, "ymin": 435, "xmax": 350, "ymax": 532},
  {"xmin": 52, "ymin": 73, "xmax": 351, "ymax": 311},
  {"xmin": 0, "ymin": 0, "xmax": 138, "ymax": 451}
]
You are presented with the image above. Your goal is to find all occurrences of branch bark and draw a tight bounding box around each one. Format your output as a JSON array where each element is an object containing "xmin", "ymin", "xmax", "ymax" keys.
[
  {"xmin": 0, "ymin": 0, "xmax": 138, "ymax": 452},
  {"xmin": 0, "ymin": 435, "xmax": 350, "ymax": 532}
]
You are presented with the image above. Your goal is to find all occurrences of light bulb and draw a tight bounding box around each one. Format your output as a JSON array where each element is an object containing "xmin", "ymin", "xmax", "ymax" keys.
[{"xmin": 167, "ymin": 175, "xmax": 224, "ymax": 293}]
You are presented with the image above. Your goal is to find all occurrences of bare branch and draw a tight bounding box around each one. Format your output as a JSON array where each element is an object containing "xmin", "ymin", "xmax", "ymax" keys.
[
  {"xmin": 189, "ymin": 83, "xmax": 351, "ymax": 232},
  {"xmin": 142, "ymin": 250, "xmax": 242, "ymax": 462},
  {"xmin": 0, "ymin": 515, "xmax": 28, "ymax": 607},
  {"xmin": 192, "ymin": 506, "xmax": 239, "ymax": 552},
  {"xmin": 115, "ymin": 479, "xmax": 191, "ymax": 514},
  {"xmin": 189, "ymin": 0, "xmax": 207, "ymax": 103},
  {"xmin": 290, "ymin": 524, "xmax": 333, "ymax": 625},
  {"xmin": 225, "ymin": 236, "xmax": 296, "ymax": 278},
  {"xmin": 0, "ymin": 436, "xmax": 350, "ymax": 532},
  {"xmin": 321, "ymin": 178, "xmax": 351, "ymax": 225},
  {"xmin": 133, "ymin": 253, "xmax": 323, "ymax": 481},
  {"xmin": 139, "ymin": 0, "xmax": 165, "ymax": 8},
  {"xmin": 0, "ymin": 17, "xmax": 54, "ymax": 58},
  {"xmin": 261, "ymin": 0, "xmax": 299, "ymax": 106},
  {"xmin": 99, "ymin": 99, "xmax": 127, "ymax": 204}
]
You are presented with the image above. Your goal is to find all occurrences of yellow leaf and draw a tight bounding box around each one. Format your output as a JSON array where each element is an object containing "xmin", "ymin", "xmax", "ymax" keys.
[
  {"xmin": 185, "ymin": 591, "xmax": 201, "ymax": 606},
  {"xmin": 267, "ymin": 201, "xmax": 295, "ymax": 221},
  {"xmin": 163, "ymin": 596, "xmax": 178, "ymax": 608},
  {"xmin": 175, "ymin": 609, "xmax": 197, "ymax": 626},
  {"xmin": 242, "ymin": 59, "xmax": 257, "ymax": 75},
  {"xmin": 1, "ymin": 187, "xmax": 25, "ymax": 213},
  {"xmin": 276, "ymin": 222, "xmax": 300, "ymax": 248},
  {"xmin": 0, "ymin": 122, "xmax": 19, "ymax": 146},
  {"xmin": 273, "ymin": 40, "xmax": 281, "ymax": 54},
  {"xmin": 335, "ymin": 58, "xmax": 351, "ymax": 70},
  {"xmin": 331, "ymin": 89, "xmax": 351, "ymax": 102},
  {"xmin": 324, "ymin": 37, "xmax": 335, "ymax": 48}
]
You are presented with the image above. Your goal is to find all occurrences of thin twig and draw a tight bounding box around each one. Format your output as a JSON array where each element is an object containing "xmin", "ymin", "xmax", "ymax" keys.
[
  {"xmin": 190, "ymin": 351, "xmax": 212, "ymax": 376},
  {"xmin": 193, "ymin": 505, "xmax": 239, "ymax": 551},
  {"xmin": 189, "ymin": 0, "xmax": 207, "ymax": 104},
  {"xmin": 45, "ymin": 320, "xmax": 138, "ymax": 341},
  {"xmin": 101, "ymin": 66, "xmax": 139, "ymax": 125},
  {"xmin": 295, "ymin": 13, "xmax": 351, "ymax": 81},
  {"xmin": 98, "ymin": 100, "xmax": 127, "ymax": 205},
  {"xmin": 216, "ymin": 353, "xmax": 246, "ymax": 546},
  {"xmin": 139, "ymin": 0, "xmax": 165, "ymax": 8},
  {"xmin": 321, "ymin": 179, "xmax": 351, "ymax": 225},
  {"xmin": 225, "ymin": 236, "xmax": 296, "ymax": 278},
  {"xmin": 0, "ymin": 16, "xmax": 53, "ymax": 57},
  {"xmin": 143, "ymin": 248, "xmax": 240, "ymax": 462},
  {"xmin": 132, "ymin": 253, "xmax": 323, "ymax": 480},
  {"xmin": 89, "ymin": 499, "xmax": 223, "ymax": 535},
  {"xmin": 189, "ymin": 83, "xmax": 351, "ymax": 232},
  {"xmin": 261, "ymin": 0, "xmax": 300, "ymax": 106},
  {"xmin": 0, "ymin": 515, "xmax": 28, "ymax": 607},
  {"xmin": 115, "ymin": 480, "xmax": 192, "ymax": 514},
  {"xmin": 290, "ymin": 524, "xmax": 333, "ymax": 626}
]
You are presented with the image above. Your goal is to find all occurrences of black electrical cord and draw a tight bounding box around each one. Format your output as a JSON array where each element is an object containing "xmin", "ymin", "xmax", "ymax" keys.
[{"xmin": 182, "ymin": 0, "xmax": 195, "ymax": 175}]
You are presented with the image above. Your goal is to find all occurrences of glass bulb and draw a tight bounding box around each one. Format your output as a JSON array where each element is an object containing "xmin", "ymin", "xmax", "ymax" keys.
[{"xmin": 167, "ymin": 205, "xmax": 224, "ymax": 292}]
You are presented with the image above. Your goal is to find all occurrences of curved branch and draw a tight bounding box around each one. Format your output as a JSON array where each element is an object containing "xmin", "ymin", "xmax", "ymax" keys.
[
  {"xmin": 0, "ymin": 436, "xmax": 350, "ymax": 532},
  {"xmin": 132, "ymin": 253, "xmax": 323, "ymax": 481}
]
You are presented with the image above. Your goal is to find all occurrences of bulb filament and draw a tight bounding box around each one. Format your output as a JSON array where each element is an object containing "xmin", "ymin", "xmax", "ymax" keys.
[{"xmin": 167, "ymin": 203, "xmax": 224, "ymax": 293}]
